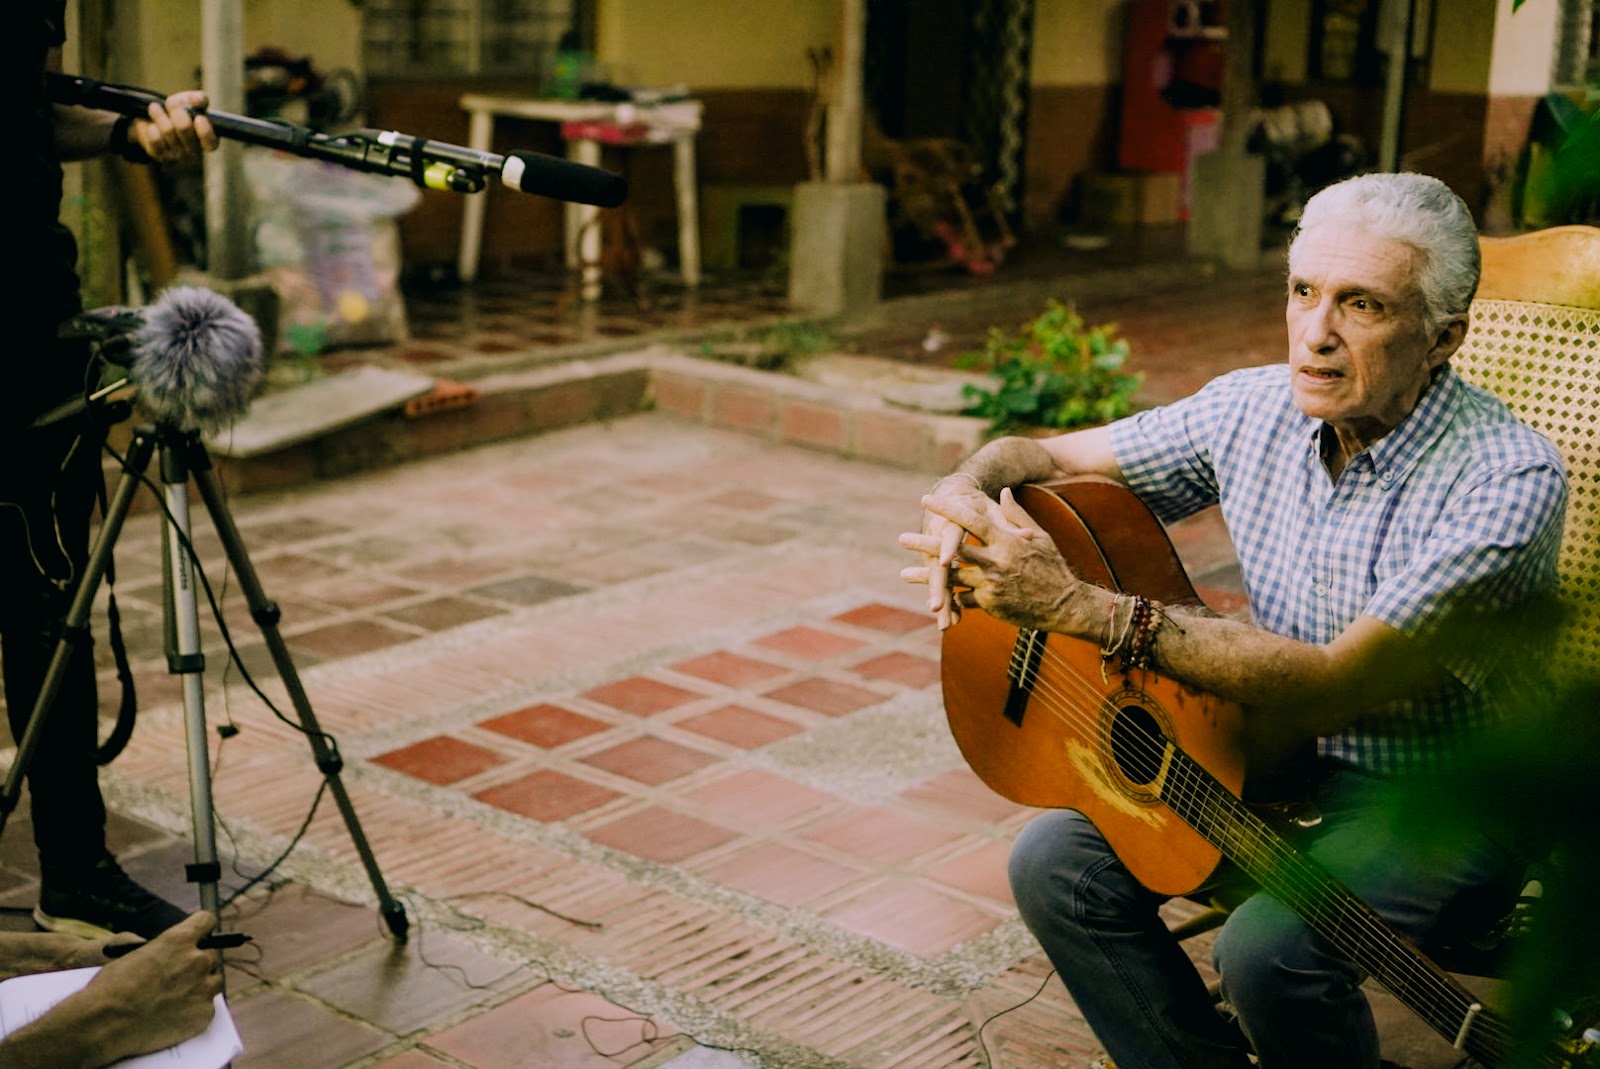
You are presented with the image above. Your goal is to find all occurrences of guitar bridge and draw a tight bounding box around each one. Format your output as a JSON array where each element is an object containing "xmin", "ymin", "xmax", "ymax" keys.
[{"xmin": 1003, "ymin": 628, "xmax": 1047, "ymax": 727}]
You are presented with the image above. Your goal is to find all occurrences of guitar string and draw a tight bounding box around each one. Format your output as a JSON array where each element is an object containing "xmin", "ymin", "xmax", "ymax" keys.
[
  {"xmin": 1007, "ymin": 646, "xmax": 1521, "ymax": 1055},
  {"xmin": 988, "ymin": 636, "xmax": 1522, "ymax": 1056},
  {"xmin": 1005, "ymin": 650, "xmax": 1519, "ymax": 1056}
]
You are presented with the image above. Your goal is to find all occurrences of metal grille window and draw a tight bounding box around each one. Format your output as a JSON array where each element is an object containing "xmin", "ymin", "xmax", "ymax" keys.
[
  {"xmin": 1552, "ymin": 0, "xmax": 1599, "ymax": 88},
  {"xmin": 363, "ymin": 0, "xmax": 578, "ymax": 78}
]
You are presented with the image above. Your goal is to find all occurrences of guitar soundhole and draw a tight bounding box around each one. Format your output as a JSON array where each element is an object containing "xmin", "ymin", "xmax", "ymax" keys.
[{"xmin": 1110, "ymin": 704, "xmax": 1166, "ymax": 787}]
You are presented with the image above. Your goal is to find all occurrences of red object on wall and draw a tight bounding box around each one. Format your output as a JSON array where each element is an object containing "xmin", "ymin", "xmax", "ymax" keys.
[{"xmin": 1117, "ymin": 0, "xmax": 1226, "ymax": 217}]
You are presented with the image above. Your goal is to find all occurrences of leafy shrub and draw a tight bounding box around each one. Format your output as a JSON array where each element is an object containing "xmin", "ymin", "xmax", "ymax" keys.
[{"xmin": 955, "ymin": 300, "xmax": 1143, "ymax": 435}]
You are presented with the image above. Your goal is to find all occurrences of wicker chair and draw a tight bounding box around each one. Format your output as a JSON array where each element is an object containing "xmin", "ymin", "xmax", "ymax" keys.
[{"xmin": 1452, "ymin": 224, "xmax": 1600, "ymax": 676}]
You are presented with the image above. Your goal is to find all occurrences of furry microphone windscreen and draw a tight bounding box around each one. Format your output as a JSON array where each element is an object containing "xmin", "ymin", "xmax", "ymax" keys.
[{"xmin": 131, "ymin": 285, "xmax": 265, "ymax": 430}]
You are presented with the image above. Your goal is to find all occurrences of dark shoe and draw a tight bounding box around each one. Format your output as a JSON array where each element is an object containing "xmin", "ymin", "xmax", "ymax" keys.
[{"xmin": 34, "ymin": 854, "xmax": 189, "ymax": 939}]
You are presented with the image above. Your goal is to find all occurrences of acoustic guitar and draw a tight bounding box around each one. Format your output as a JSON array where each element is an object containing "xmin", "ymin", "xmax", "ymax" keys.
[{"xmin": 939, "ymin": 475, "xmax": 1591, "ymax": 1069}]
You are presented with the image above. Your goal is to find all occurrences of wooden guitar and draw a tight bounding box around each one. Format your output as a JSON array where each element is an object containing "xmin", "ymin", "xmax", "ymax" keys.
[{"xmin": 940, "ymin": 476, "xmax": 1589, "ymax": 1069}]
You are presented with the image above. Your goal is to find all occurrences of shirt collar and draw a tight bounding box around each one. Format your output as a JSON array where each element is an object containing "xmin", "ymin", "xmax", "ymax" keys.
[{"xmin": 1300, "ymin": 366, "xmax": 1464, "ymax": 485}]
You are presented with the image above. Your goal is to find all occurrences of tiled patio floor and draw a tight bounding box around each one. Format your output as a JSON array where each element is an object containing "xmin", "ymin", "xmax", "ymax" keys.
[{"xmin": 0, "ymin": 250, "xmax": 1475, "ymax": 1068}]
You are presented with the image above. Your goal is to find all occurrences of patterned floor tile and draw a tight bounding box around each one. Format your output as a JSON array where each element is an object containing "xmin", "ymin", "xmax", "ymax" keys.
[
  {"xmin": 372, "ymin": 735, "xmax": 510, "ymax": 786},
  {"xmin": 473, "ymin": 769, "xmax": 624, "ymax": 822},
  {"xmin": 578, "ymin": 736, "xmax": 720, "ymax": 786},
  {"xmin": 479, "ymin": 702, "xmax": 612, "ymax": 748},
  {"xmin": 583, "ymin": 805, "xmax": 741, "ymax": 864},
  {"xmin": 674, "ymin": 704, "xmax": 805, "ymax": 749}
]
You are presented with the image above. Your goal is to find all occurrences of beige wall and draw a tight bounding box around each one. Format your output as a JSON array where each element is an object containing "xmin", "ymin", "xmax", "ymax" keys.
[
  {"xmin": 114, "ymin": 0, "xmax": 362, "ymax": 94},
  {"xmin": 1260, "ymin": 0, "xmax": 1312, "ymax": 84},
  {"xmin": 596, "ymin": 0, "xmax": 832, "ymax": 89},
  {"xmin": 1486, "ymin": 0, "xmax": 1560, "ymax": 95},
  {"xmin": 1031, "ymin": 0, "xmax": 1130, "ymax": 87}
]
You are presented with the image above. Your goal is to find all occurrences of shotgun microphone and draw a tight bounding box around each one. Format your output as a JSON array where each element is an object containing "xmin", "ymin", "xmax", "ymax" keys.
[{"xmin": 45, "ymin": 73, "xmax": 629, "ymax": 208}]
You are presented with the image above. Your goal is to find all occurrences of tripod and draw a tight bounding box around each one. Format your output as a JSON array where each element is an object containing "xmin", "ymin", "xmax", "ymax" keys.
[{"xmin": 0, "ymin": 419, "xmax": 408, "ymax": 938}]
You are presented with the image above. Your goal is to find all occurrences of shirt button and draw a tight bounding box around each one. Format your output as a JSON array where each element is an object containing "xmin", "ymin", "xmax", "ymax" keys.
[{"xmin": 1314, "ymin": 581, "xmax": 1328, "ymax": 597}]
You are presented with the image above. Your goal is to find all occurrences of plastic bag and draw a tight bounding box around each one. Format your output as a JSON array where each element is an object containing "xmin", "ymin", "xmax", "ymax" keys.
[{"xmin": 244, "ymin": 147, "xmax": 421, "ymax": 352}]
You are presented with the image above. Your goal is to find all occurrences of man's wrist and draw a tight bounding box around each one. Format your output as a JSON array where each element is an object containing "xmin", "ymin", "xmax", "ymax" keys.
[{"xmin": 108, "ymin": 116, "xmax": 152, "ymax": 164}]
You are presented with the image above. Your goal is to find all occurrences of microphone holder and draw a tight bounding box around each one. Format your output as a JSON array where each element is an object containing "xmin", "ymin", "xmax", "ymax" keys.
[{"xmin": 0, "ymin": 415, "xmax": 410, "ymax": 943}]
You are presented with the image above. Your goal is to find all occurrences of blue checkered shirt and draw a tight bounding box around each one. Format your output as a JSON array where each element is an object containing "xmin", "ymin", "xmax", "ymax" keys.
[{"xmin": 1109, "ymin": 364, "xmax": 1567, "ymax": 775}]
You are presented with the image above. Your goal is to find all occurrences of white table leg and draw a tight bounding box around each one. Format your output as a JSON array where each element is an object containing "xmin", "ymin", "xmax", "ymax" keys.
[
  {"xmin": 456, "ymin": 107, "xmax": 495, "ymax": 283},
  {"xmin": 571, "ymin": 138, "xmax": 603, "ymax": 302},
  {"xmin": 674, "ymin": 134, "xmax": 701, "ymax": 288}
]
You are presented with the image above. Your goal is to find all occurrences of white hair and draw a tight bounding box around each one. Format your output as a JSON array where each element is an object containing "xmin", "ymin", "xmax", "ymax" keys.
[{"xmin": 1289, "ymin": 172, "xmax": 1480, "ymax": 335}]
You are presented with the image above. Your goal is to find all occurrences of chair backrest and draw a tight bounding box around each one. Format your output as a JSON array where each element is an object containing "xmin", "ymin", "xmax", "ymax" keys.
[{"xmin": 1450, "ymin": 225, "xmax": 1600, "ymax": 673}]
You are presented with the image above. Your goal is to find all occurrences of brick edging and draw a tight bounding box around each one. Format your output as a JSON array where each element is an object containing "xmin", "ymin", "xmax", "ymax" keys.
[{"xmin": 196, "ymin": 347, "xmax": 988, "ymax": 497}]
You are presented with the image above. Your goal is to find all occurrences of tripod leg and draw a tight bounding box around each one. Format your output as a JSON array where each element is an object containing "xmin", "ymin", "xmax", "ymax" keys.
[
  {"xmin": 157, "ymin": 440, "xmax": 223, "ymax": 919},
  {"xmin": 180, "ymin": 438, "xmax": 409, "ymax": 939},
  {"xmin": 0, "ymin": 432, "xmax": 156, "ymax": 842}
]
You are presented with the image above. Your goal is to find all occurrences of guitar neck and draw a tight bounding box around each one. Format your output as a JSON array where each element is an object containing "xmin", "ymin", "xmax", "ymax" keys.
[{"xmin": 1160, "ymin": 748, "xmax": 1547, "ymax": 1068}]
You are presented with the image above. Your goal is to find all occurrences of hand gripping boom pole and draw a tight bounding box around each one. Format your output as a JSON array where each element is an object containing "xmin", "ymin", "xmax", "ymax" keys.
[{"xmin": 47, "ymin": 72, "xmax": 629, "ymax": 207}]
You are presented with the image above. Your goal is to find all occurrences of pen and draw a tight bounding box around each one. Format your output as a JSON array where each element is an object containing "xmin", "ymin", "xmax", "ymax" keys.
[{"xmin": 104, "ymin": 932, "xmax": 252, "ymax": 958}]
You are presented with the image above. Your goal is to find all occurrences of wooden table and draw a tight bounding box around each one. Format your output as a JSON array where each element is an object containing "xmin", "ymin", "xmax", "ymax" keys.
[{"xmin": 456, "ymin": 94, "xmax": 703, "ymax": 300}]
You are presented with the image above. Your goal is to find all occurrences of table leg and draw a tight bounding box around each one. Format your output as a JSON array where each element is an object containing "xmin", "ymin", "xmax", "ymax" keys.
[
  {"xmin": 674, "ymin": 134, "xmax": 701, "ymax": 289},
  {"xmin": 456, "ymin": 108, "xmax": 495, "ymax": 284},
  {"xmin": 571, "ymin": 139, "xmax": 603, "ymax": 302}
]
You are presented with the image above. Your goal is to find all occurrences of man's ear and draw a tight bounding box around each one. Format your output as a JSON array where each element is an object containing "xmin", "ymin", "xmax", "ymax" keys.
[{"xmin": 1427, "ymin": 315, "xmax": 1468, "ymax": 369}]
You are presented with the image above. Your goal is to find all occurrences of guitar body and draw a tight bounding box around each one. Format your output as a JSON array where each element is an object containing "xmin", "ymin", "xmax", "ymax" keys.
[{"xmin": 940, "ymin": 476, "xmax": 1246, "ymax": 896}]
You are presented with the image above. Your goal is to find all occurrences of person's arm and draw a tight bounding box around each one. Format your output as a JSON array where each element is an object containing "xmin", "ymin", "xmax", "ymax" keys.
[
  {"xmin": 46, "ymin": 48, "xmax": 217, "ymax": 164},
  {"xmin": 0, "ymin": 912, "xmax": 222, "ymax": 1069},
  {"xmin": 910, "ymin": 486, "xmax": 1440, "ymax": 741},
  {"xmin": 918, "ymin": 426, "xmax": 1123, "ymax": 629}
]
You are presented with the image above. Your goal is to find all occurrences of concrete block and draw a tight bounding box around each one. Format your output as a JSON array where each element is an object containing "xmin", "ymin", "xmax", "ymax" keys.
[{"xmin": 787, "ymin": 182, "xmax": 886, "ymax": 318}]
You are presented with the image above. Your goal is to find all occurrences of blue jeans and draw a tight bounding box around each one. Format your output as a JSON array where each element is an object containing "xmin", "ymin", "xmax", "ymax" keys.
[{"xmin": 1007, "ymin": 766, "xmax": 1521, "ymax": 1069}]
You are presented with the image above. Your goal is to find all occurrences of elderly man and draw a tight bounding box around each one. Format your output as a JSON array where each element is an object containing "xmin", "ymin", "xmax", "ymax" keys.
[{"xmin": 900, "ymin": 172, "xmax": 1566, "ymax": 1068}]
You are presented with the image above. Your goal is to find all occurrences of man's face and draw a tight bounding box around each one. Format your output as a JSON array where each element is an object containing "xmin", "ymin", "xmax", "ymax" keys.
[{"xmin": 1285, "ymin": 226, "xmax": 1461, "ymax": 456}]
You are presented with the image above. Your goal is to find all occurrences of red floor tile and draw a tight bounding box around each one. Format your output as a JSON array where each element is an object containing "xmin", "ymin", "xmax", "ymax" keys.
[
  {"xmin": 901, "ymin": 767, "xmax": 1028, "ymax": 825},
  {"xmin": 822, "ymin": 877, "xmax": 1002, "ymax": 958},
  {"xmin": 761, "ymin": 676, "xmax": 887, "ymax": 717},
  {"xmin": 584, "ymin": 805, "xmax": 739, "ymax": 863},
  {"xmin": 801, "ymin": 807, "xmax": 964, "ymax": 866},
  {"xmin": 288, "ymin": 618, "xmax": 421, "ymax": 660},
  {"xmin": 370, "ymin": 735, "xmax": 509, "ymax": 786},
  {"xmin": 381, "ymin": 596, "xmax": 508, "ymax": 631},
  {"xmin": 832, "ymin": 602, "xmax": 931, "ymax": 634},
  {"xmin": 753, "ymin": 625, "xmax": 867, "ymax": 660},
  {"xmin": 582, "ymin": 676, "xmax": 705, "ymax": 716},
  {"xmin": 675, "ymin": 704, "xmax": 804, "ymax": 748},
  {"xmin": 668, "ymin": 650, "xmax": 789, "ymax": 687},
  {"xmin": 698, "ymin": 841, "xmax": 869, "ymax": 908},
  {"xmin": 849, "ymin": 651, "xmax": 941, "ymax": 688},
  {"xmin": 679, "ymin": 769, "xmax": 836, "ymax": 828},
  {"xmin": 480, "ymin": 703, "xmax": 610, "ymax": 748},
  {"xmin": 473, "ymin": 770, "xmax": 622, "ymax": 823},
  {"xmin": 578, "ymin": 736, "xmax": 718, "ymax": 786},
  {"xmin": 920, "ymin": 841, "xmax": 1016, "ymax": 905}
]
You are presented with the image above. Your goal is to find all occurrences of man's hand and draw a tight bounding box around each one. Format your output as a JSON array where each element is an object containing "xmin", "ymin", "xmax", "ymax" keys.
[
  {"xmin": 0, "ymin": 912, "xmax": 223, "ymax": 1069},
  {"xmin": 79, "ymin": 911, "xmax": 223, "ymax": 1059},
  {"xmin": 903, "ymin": 473, "xmax": 1003, "ymax": 629},
  {"xmin": 902, "ymin": 486, "xmax": 1091, "ymax": 634},
  {"xmin": 129, "ymin": 90, "xmax": 218, "ymax": 163}
]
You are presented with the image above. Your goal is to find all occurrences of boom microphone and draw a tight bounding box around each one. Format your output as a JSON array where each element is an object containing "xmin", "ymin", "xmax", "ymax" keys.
[{"xmin": 45, "ymin": 73, "xmax": 629, "ymax": 208}]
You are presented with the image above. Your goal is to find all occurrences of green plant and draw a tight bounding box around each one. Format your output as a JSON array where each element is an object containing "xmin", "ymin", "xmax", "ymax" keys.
[
  {"xmin": 955, "ymin": 299, "xmax": 1143, "ymax": 435},
  {"xmin": 698, "ymin": 318, "xmax": 832, "ymax": 371}
]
